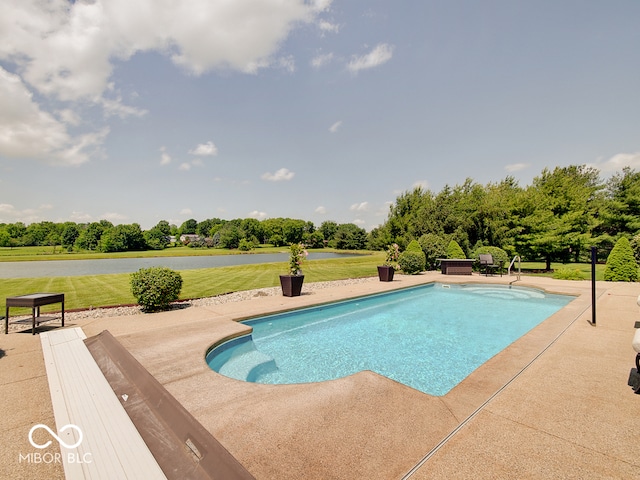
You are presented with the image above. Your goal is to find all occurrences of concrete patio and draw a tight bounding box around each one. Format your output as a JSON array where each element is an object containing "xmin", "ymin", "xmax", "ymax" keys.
[{"xmin": 1, "ymin": 273, "xmax": 639, "ymax": 479}]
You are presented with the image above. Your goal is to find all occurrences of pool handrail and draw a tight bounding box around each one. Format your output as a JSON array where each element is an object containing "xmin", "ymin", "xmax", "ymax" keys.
[{"xmin": 508, "ymin": 255, "xmax": 521, "ymax": 280}]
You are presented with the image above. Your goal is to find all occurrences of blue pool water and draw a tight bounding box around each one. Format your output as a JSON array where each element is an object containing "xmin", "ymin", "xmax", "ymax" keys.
[{"xmin": 206, "ymin": 284, "xmax": 573, "ymax": 396}]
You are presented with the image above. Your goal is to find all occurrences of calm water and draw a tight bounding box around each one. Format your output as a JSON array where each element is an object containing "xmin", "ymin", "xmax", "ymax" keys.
[
  {"xmin": 207, "ymin": 284, "xmax": 573, "ymax": 396},
  {"xmin": 0, "ymin": 252, "xmax": 355, "ymax": 278}
]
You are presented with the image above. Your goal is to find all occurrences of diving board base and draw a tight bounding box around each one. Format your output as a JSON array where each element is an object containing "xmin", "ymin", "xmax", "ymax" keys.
[{"xmin": 40, "ymin": 327, "xmax": 166, "ymax": 479}]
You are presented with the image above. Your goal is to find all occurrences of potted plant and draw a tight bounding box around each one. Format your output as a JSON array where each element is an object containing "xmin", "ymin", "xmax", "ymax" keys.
[
  {"xmin": 378, "ymin": 243, "xmax": 399, "ymax": 281},
  {"xmin": 280, "ymin": 242, "xmax": 308, "ymax": 296}
]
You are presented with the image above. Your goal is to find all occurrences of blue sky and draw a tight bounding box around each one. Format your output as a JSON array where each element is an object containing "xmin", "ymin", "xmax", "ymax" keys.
[{"xmin": 1, "ymin": 1, "xmax": 639, "ymax": 230}]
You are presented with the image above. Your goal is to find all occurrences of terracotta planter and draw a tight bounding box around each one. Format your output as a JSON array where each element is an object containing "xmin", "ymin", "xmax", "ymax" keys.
[
  {"xmin": 377, "ymin": 265, "xmax": 395, "ymax": 282},
  {"xmin": 279, "ymin": 275, "xmax": 304, "ymax": 297}
]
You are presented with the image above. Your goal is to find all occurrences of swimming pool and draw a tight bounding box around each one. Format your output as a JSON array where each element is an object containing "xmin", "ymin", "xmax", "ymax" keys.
[{"xmin": 206, "ymin": 283, "xmax": 573, "ymax": 396}]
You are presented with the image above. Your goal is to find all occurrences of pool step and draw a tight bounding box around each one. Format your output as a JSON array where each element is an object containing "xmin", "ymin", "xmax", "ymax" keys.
[
  {"xmin": 218, "ymin": 343, "xmax": 277, "ymax": 382},
  {"xmin": 462, "ymin": 286, "xmax": 545, "ymax": 300}
]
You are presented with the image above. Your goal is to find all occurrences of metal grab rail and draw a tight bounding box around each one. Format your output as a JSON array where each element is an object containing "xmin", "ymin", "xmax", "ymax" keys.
[{"xmin": 508, "ymin": 255, "xmax": 521, "ymax": 280}]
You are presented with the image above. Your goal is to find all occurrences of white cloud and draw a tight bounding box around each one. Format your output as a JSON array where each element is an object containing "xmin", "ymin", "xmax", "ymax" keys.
[
  {"xmin": 350, "ymin": 202, "xmax": 369, "ymax": 211},
  {"xmin": 505, "ymin": 163, "xmax": 531, "ymax": 172},
  {"xmin": 180, "ymin": 208, "xmax": 193, "ymax": 216},
  {"xmin": 412, "ymin": 180, "xmax": 429, "ymax": 190},
  {"xmin": 0, "ymin": 1, "xmax": 115, "ymax": 102},
  {"xmin": 57, "ymin": 109, "xmax": 81, "ymax": 126},
  {"xmin": 102, "ymin": 212, "xmax": 128, "ymax": 222},
  {"xmin": 592, "ymin": 152, "xmax": 640, "ymax": 173},
  {"xmin": 329, "ymin": 120, "xmax": 343, "ymax": 133},
  {"xmin": 311, "ymin": 0, "xmax": 333, "ymax": 11},
  {"xmin": 315, "ymin": 206, "xmax": 327, "ymax": 214},
  {"xmin": 311, "ymin": 52, "xmax": 334, "ymax": 69},
  {"xmin": 261, "ymin": 167, "xmax": 295, "ymax": 181},
  {"xmin": 160, "ymin": 146, "xmax": 171, "ymax": 165},
  {"xmin": 353, "ymin": 219, "xmax": 366, "ymax": 226},
  {"xmin": 277, "ymin": 55, "xmax": 296, "ymax": 73},
  {"xmin": 0, "ymin": 67, "xmax": 108, "ymax": 166},
  {"xmin": 189, "ymin": 141, "xmax": 218, "ymax": 156},
  {"xmin": 347, "ymin": 43, "xmax": 394, "ymax": 74},
  {"xmin": 0, "ymin": 203, "xmax": 56, "ymax": 223},
  {"xmin": 0, "ymin": 0, "xmax": 323, "ymax": 98},
  {"xmin": 70, "ymin": 211, "xmax": 93, "ymax": 222},
  {"xmin": 249, "ymin": 210, "xmax": 268, "ymax": 219},
  {"xmin": 0, "ymin": 0, "xmax": 329, "ymax": 164},
  {"xmin": 100, "ymin": 96, "xmax": 147, "ymax": 119},
  {"xmin": 318, "ymin": 21, "xmax": 339, "ymax": 33},
  {"xmin": 178, "ymin": 158, "xmax": 206, "ymax": 171}
]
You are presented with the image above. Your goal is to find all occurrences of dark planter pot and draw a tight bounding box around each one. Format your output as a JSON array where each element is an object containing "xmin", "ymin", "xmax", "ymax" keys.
[
  {"xmin": 377, "ymin": 265, "xmax": 395, "ymax": 282},
  {"xmin": 279, "ymin": 275, "xmax": 304, "ymax": 297}
]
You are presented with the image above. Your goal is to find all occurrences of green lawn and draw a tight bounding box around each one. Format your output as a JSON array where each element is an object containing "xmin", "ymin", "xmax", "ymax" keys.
[
  {"xmin": 0, "ymin": 252, "xmax": 386, "ymax": 313},
  {"xmin": 0, "ymin": 251, "xmax": 611, "ymax": 314},
  {"xmin": 519, "ymin": 262, "xmax": 606, "ymax": 281}
]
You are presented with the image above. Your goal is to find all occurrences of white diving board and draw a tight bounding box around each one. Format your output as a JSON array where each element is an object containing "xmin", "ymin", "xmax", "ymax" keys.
[{"xmin": 40, "ymin": 327, "xmax": 167, "ymax": 479}]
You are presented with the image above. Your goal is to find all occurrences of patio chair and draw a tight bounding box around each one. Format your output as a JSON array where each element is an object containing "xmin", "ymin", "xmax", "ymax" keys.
[{"xmin": 478, "ymin": 254, "xmax": 503, "ymax": 277}]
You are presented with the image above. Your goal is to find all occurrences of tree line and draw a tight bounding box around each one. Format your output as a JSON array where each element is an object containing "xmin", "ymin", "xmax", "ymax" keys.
[
  {"xmin": 368, "ymin": 165, "xmax": 640, "ymax": 269},
  {"xmin": 2, "ymin": 164, "xmax": 639, "ymax": 266},
  {"xmin": 0, "ymin": 217, "xmax": 368, "ymax": 252}
]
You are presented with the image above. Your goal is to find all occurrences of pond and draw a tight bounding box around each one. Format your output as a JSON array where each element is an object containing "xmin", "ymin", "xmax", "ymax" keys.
[{"xmin": 0, "ymin": 252, "xmax": 358, "ymax": 278}]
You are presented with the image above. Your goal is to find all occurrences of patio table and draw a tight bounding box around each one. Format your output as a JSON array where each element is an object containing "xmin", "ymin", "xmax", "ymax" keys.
[{"xmin": 5, "ymin": 293, "xmax": 65, "ymax": 335}]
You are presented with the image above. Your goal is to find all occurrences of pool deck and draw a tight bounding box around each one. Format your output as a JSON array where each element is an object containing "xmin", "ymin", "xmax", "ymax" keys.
[{"xmin": 1, "ymin": 272, "xmax": 639, "ymax": 479}]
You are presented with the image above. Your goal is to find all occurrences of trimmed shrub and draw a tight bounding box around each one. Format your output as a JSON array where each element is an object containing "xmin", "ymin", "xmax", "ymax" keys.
[
  {"xmin": 398, "ymin": 240, "xmax": 426, "ymax": 274},
  {"xmin": 553, "ymin": 267, "xmax": 585, "ymax": 280},
  {"xmin": 418, "ymin": 233, "xmax": 447, "ymax": 270},
  {"xmin": 631, "ymin": 233, "xmax": 640, "ymax": 263},
  {"xmin": 446, "ymin": 240, "xmax": 466, "ymax": 259},
  {"xmin": 130, "ymin": 267, "xmax": 183, "ymax": 311},
  {"xmin": 405, "ymin": 239, "xmax": 423, "ymax": 253},
  {"xmin": 473, "ymin": 246, "xmax": 509, "ymax": 268},
  {"xmin": 604, "ymin": 237, "xmax": 639, "ymax": 281}
]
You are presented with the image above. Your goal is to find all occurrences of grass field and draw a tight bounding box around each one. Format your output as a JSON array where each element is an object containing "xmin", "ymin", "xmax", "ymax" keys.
[
  {"xmin": 519, "ymin": 262, "xmax": 606, "ymax": 281},
  {"xmin": 0, "ymin": 252, "xmax": 386, "ymax": 313},
  {"xmin": 0, "ymin": 247, "xmax": 610, "ymax": 314}
]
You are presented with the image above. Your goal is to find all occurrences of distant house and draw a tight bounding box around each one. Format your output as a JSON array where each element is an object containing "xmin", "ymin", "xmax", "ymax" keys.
[{"xmin": 179, "ymin": 234, "xmax": 201, "ymax": 244}]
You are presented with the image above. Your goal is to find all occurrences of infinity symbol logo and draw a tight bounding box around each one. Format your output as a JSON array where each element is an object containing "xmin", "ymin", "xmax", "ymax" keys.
[{"xmin": 28, "ymin": 424, "xmax": 83, "ymax": 449}]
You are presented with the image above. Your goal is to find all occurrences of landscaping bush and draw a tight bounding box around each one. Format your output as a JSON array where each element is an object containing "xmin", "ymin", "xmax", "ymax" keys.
[
  {"xmin": 631, "ymin": 233, "xmax": 640, "ymax": 263},
  {"xmin": 398, "ymin": 240, "xmax": 426, "ymax": 274},
  {"xmin": 130, "ymin": 267, "xmax": 183, "ymax": 311},
  {"xmin": 604, "ymin": 237, "xmax": 639, "ymax": 281},
  {"xmin": 446, "ymin": 240, "xmax": 466, "ymax": 259},
  {"xmin": 405, "ymin": 239, "xmax": 423, "ymax": 253},
  {"xmin": 553, "ymin": 267, "xmax": 585, "ymax": 280},
  {"xmin": 418, "ymin": 233, "xmax": 447, "ymax": 270}
]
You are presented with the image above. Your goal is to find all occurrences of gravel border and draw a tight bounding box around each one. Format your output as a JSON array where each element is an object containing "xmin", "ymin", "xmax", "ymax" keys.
[{"xmin": 6, "ymin": 277, "xmax": 378, "ymax": 329}]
